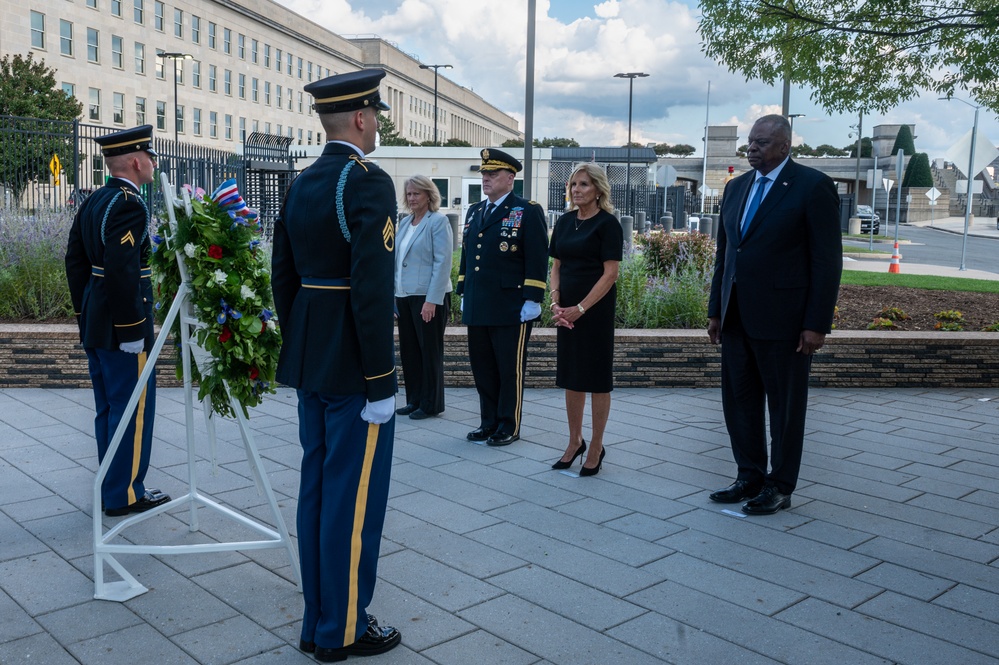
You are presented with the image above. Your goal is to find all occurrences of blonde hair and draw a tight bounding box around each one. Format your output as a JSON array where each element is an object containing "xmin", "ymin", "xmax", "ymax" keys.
[
  {"xmin": 403, "ymin": 174, "xmax": 442, "ymax": 212},
  {"xmin": 565, "ymin": 163, "xmax": 614, "ymax": 215}
]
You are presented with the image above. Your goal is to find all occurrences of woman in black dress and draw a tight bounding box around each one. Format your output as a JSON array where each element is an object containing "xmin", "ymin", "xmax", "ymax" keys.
[{"xmin": 549, "ymin": 163, "xmax": 623, "ymax": 476}]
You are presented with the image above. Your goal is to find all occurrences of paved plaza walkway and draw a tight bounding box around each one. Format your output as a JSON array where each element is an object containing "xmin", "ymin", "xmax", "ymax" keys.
[{"xmin": 2, "ymin": 384, "xmax": 998, "ymax": 664}]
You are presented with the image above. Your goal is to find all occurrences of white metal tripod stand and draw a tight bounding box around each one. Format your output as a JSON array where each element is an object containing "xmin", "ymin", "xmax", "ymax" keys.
[{"xmin": 92, "ymin": 173, "xmax": 301, "ymax": 601}]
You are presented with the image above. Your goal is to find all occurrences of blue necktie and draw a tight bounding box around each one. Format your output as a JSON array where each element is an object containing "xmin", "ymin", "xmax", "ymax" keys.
[{"xmin": 741, "ymin": 176, "xmax": 769, "ymax": 234}]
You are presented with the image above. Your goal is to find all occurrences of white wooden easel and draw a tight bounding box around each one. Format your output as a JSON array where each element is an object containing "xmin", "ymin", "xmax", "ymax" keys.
[{"xmin": 92, "ymin": 173, "xmax": 301, "ymax": 601}]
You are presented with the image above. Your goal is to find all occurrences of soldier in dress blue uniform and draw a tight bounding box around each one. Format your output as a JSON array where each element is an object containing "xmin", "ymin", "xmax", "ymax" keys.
[
  {"xmin": 65, "ymin": 125, "xmax": 171, "ymax": 517},
  {"xmin": 456, "ymin": 149, "xmax": 549, "ymax": 446},
  {"xmin": 271, "ymin": 69, "xmax": 402, "ymax": 663}
]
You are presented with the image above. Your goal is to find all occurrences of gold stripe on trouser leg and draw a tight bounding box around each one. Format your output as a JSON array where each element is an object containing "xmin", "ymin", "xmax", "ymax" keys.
[
  {"xmin": 513, "ymin": 323, "xmax": 527, "ymax": 436},
  {"xmin": 345, "ymin": 422, "xmax": 380, "ymax": 645},
  {"xmin": 129, "ymin": 351, "xmax": 148, "ymax": 505}
]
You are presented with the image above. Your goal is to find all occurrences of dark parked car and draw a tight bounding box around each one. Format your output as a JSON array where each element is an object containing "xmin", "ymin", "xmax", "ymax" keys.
[
  {"xmin": 66, "ymin": 188, "xmax": 94, "ymax": 207},
  {"xmin": 856, "ymin": 205, "xmax": 880, "ymax": 234}
]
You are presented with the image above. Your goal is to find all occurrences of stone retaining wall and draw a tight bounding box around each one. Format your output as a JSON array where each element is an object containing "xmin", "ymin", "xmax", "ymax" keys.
[{"xmin": 1, "ymin": 325, "xmax": 997, "ymax": 389}]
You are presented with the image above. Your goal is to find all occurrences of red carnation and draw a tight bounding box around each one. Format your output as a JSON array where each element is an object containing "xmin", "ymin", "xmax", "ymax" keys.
[
  {"xmin": 260, "ymin": 320, "xmax": 267, "ymax": 334},
  {"xmin": 219, "ymin": 326, "xmax": 232, "ymax": 343},
  {"xmin": 208, "ymin": 244, "xmax": 223, "ymax": 259},
  {"xmin": 248, "ymin": 367, "xmax": 260, "ymax": 380}
]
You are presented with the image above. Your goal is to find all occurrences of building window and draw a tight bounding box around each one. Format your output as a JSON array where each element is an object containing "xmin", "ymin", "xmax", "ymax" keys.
[
  {"xmin": 297, "ymin": 57, "xmax": 303, "ymax": 79},
  {"xmin": 223, "ymin": 28, "xmax": 231, "ymax": 54},
  {"xmin": 154, "ymin": 1, "xmax": 164, "ymax": 31},
  {"xmin": 286, "ymin": 52, "xmax": 292, "ymax": 74},
  {"xmin": 62, "ymin": 82, "xmax": 75, "ymax": 98},
  {"xmin": 174, "ymin": 58, "xmax": 183, "ymax": 85},
  {"xmin": 87, "ymin": 28, "xmax": 99, "ymax": 63},
  {"xmin": 113, "ymin": 92, "xmax": 124, "ymax": 124},
  {"xmin": 209, "ymin": 111, "xmax": 217, "ymax": 138},
  {"xmin": 264, "ymin": 122, "xmax": 271, "ymax": 135},
  {"xmin": 173, "ymin": 9, "xmax": 183, "ymax": 38},
  {"xmin": 30, "ymin": 11, "xmax": 45, "ymax": 49},
  {"xmin": 176, "ymin": 104, "xmax": 184, "ymax": 134},
  {"xmin": 59, "ymin": 20, "xmax": 73, "ymax": 56},
  {"xmin": 432, "ymin": 178, "xmax": 449, "ymax": 204},
  {"xmin": 276, "ymin": 85, "xmax": 282, "ymax": 108},
  {"xmin": 276, "ymin": 124, "xmax": 282, "ymax": 136},
  {"xmin": 111, "ymin": 0, "xmax": 121, "ymax": 17},
  {"xmin": 307, "ymin": 130, "xmax": 313, "ymax": 146},
  {"xmin": 134, "ymin": 0, "xmax": 143, "ymax": 25},
  {"xmin": 224, "ymin": 70, "xmax": 232, "ymax": 95},
  {"xmin": 156, "ymin": 100, "xmax": 166, "ymax": 129},
  {"xmin": 208, "ymin": 64, "xmax": 216, "ymax": 92},
  {"xmin": 239, "ymin": 117, "xmax": 245, "ymax": 142},
  {"xmin": 92, "ymin": 154, "xmax": 104, "ymax": 185},
  {"xmin": 191, "ymin": 16, "xmax": 201, "ymax": 44},
  {"xmin": 155, "ymin": 49, "xmax": 164, "ymax": 79},
  {"xmin": 307, "ymin": 61, "xmax": 313, "ymax": 82},
  {"xmin": 193, "ymin": 108, "xmax": 202, "ymax": 135},
  {"xmin": 251, "ymin": 78, "xmax": 258, "ymax": 103},
  {"xmin": 264, "ymin": 44, "xmax": 270, "ymax": 68},
  {"xmin": 192, "ymin": 61, "xmax": 200, "ymax": 88},
  {"xmin": 264, "ymin": 81, "xmax": 270, "ymax": 105},
  {"xmin": 87, "ymin": 0, "xmax": 97, "ymax": 8},
  {"xmin": 275, "ymin": 48, "xmax": 282, "ymax": 72},
  {"xmin": 224, "ymin": 114, "xmax": 232, "ymax": 140},
  {"xmin": 252, "ymin": 120, "xmax": 258, "ymax": 134},
  {"xmin": 111, "ymin": 35, "xmax": 123, "ymax": 69},
  {"xmin": 208, "ymin": 22, "xmax": 216, "ymax": 49},
  {"xmin": 238, "ymin": 34, "xmax": 245, "ymax": 59},
  {"xmin": 297, "ymin": 91, "xmax": 303, "ymax": 113},
  {"xmin": 89, "ymin": 87, "xmax": 100, "ymax": 120},
  {"xmin": 251, "ymin": 39, "xmax": 258, "ymax": 64},
  {"xmin": 136, "ymin": 97, "xmax": 146, "ymax": 124},
  {"xmin": 238, "ymin": 74, "xmax": 246, "ymax": 99},
  {"xmin": 134, "ymin": 42, "xmax": 144, "ymax": 74},
  {"xmin": 298, "ymin": 128, "xmax": 303, "ymax": 145}
]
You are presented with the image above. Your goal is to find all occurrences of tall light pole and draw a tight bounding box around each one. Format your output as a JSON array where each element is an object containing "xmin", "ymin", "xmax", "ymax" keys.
[
  {"xmin": 788, "ymin": 113, "xmax": 805, "ymax": 136},
  {"xmin": 614, "ymin": 72, "xmax": 648, "ymax": 217},
  {"xmin": 939, "ymin": 96, "xmax": 980, "ymax": 271},
  {"xmin": 419, "ymin": 64, "xmax": 452, "ymax": 146},
  {"xmin": 851, "ymin": 111, "xmax": 863, "ymax": 215},
  {"xmin": 158, "ymin": 51, "xmax": 192, "ymax": 145}
]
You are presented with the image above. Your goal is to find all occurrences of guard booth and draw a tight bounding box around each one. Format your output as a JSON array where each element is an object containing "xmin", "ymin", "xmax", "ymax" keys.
[{"xmin": 242, "ymin": 132, "xmax": 305, "ymax": 239}]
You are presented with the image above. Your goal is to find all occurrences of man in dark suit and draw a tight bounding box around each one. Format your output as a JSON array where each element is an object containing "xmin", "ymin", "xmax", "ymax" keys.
[
  {"xmin": 456, "ymin": 149, "xmax": 549, "ymax": 446},
  {"xmin": 707, "ymin": 114, "xmax": 842, "ymax": 515},
  {"xmin": 65, "ymin": 125, "xmax": 171, "ymax": 517},
  {"xmin": 271, "ymin": 69, "xmax": 401, "ymax": 662}
]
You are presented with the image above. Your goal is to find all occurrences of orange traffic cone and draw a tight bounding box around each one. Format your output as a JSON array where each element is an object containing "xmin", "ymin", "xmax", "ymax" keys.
[{"xmin": 888, "ymin": 242, "xmax": 901, "ymax": 274}]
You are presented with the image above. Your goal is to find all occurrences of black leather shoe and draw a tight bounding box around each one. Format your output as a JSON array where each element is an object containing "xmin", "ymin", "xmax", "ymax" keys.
[
  {"xmin": 709, "ymin": 480, "xmax": 762, "ymax": 504},
  {"xmin": 105, "ymin": 489, "xmax": 171, "ymax": 516},
  {"xmin": 299, "ymin": 639, "xmax": 316, "ymax": 653},
  {"xmin": 409, "ymin": 408, "xmax": 437, "ymax": 420},
  {"xmin": 314, "ymin": 620, "xmax": 402, "ymax": 662},
  {"xmin": 396, "ymin": 404, "xmax": 418, "ymax": 416},
  {"xmin": 467, "ymin": 427, "xmax": 494, "ymax": 442},
  {"xmin": 486, "ymin": 432, "xmax": 518, "ymax": 446},
  {"xmin": 742, "ymin": 485, "xmax": 791, "ymax": 515},
  {"xmin": 579, "ymin": 447, "xmax": 605, "ymax": 477},
  {"xmin": 552, "ymin": 439, "xmax": 586, "ymax": 470}
]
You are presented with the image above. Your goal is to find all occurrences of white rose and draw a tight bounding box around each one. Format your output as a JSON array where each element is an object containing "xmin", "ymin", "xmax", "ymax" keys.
[
  {"xmin": 266, "ymin": 320, "xmax": 277, "ymax": 331},
  {"xmin": 184, "ymin": 243, "xmax": 197, "ymax": 258},
  {"xmin": 240, "ymin": 284, "xmax": 256, "ymax": 300},
  {"xmin": 213, "ymin": 269, "xmax": 228, "ymax": 285}
]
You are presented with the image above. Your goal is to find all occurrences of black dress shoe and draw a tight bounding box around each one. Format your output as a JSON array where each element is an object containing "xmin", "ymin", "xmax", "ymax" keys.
[
  {"xmin": 486, "ymin": 432, "xmax": 518, "ymax": 446},
  {"xmin": 104, "ymin": 489, "xmax": 171, "ymax": 516},
  {"xmin": 552, "ymin": 439, "xmax": 586, "ymax": 470},
  {"xmin": 314, "ymin": 621, "xmax": 402, "ymax": 662},
  {"xmin": 742, "ymin": 485, "xmax": 791, "ymax": 515},
  {"xmin": 579, "ymin": 447, "xmax": 605, "ymax": 477},
  {"xmin": 299, "ymin": 639, "xmax": 316, "ymax": 653},
  {"xmin": 409, "ymin": 408, "xmax": 437, "ymax": 420},
  {"xmin": 396, "ymin": 404, "xmax": 418, "ymax": 416},
  {"xmin": 467, "ymin": 427, "xmax": 494, "ymax": 442},
  {"xmin": 708, "ymin": 480, "xmax": 762, "ymax": 504}
]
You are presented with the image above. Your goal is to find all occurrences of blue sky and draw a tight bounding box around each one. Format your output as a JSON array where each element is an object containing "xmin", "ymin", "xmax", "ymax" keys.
[{"xmin": 277, "ymin": 0, "xmax": 998, "ymax": 161}]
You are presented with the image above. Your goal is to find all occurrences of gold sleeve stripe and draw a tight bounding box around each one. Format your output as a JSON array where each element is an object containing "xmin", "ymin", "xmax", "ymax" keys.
[
  {"xmin": 524, "ymin": 279, "xmax": 547, "ymax": 290},
  {"xmin": 114, "ymin": 318, "xmax": 147, "ymax": 328},
  {"xmin": 365, "ymin": 367, "xmax": 396, "ymax": 381}
]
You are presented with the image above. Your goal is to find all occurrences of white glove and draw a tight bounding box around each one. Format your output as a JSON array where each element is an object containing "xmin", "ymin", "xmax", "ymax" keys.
[
  {"xmin": 520, "ymin": 300, "xmax": 542, "ymax": 322},
  {"xmin": 361, "ymin": 396, "xmax": 396, "ymax": 424},
  {"xmin": 119, "ymin": 339, "xmax": 145, "ymax": 354},
  {"xmin": 460, "ymin": 297, "xmax": 464, "ymax": 312}
]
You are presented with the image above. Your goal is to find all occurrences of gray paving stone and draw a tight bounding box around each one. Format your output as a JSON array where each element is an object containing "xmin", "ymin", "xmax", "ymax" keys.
[
  {"xmin": 932, "ymin": 583, "xmax": 999, "ymax": 623},
  {"xmin": 378, "ymin": 549, "xmax": 504, "ymax": 612},
  {"xmin": 124, "ymin": 558, "xmax": 241, "ymax": 636},
  {"xmin": 553, "ymin": 496, "xmax": 633, "ymax": 525},
  {"xmin": 785, "ymin": 517, "xmax": 875, "ymax": 550},
  {"xmin": 389, "ymin": 489, "xmax": 502, "ymax": 535},
  {"xmin": 21, "ymin": 510, "xmax": 96, "ymax": 560},
  {"xmin": 192, "ymin": 561, "xmax": 302, "ymax": 630},
  {"xmin": 0, "ymin": 551, "xmax": 94, "ymax": 615},
  {"xmin": 434, "ymin": 459, "xmax": 582, "ymax": 509},
  {"xmin": 35, "ymin": 599, "xmax": 144, "ymax": 645},
  {"xmin": 171, "ymin": 615, "xmax": 285, "ymax": 665},
  {"xmin": 0, "ymin": 632, "xmax": 81, "ymax": 665},
  {"xmin": 390, "ymin": 462, "xmax": 520, "ymax": 513},
  {"xmin": 487, "ymin": 564, "xmax": 647, "ymax": 630},
  {"xmin": 776, "ymin": 596, "xmax": 996, "ymax": 665},
  {"xmin": 855, "ymin": 562, "xmax": 955, "ymax": 601},
  {"xmin": 0, "ymin": 461, "xmax": 54, "ymax": 507},
  {"xmin": 0, "ymin": 510, "xmax": 48, "ymax": 563},
  {"xmin": 373, "ymin": 580, "xmax": 477, "ymax": 652},
  {"xmin": 420, "ymin": 629, "xmax": 540, "ymax": 665},
  {"xmin": 853, "ymin": 537, "xmax": 999, "ymax": 593},
  {"xmin": 227, "ymin": 644, "xmax": 315, "ymax": 664},
  {"xmin": 458, "ymin": 593, "xmax": 667, "ymax": 665},
  {"xmin": 0, "ymin": 588, "xmax": 42, "ymax": 643},
  {"xmin": 70, "ymin": 623, "xmax": 199, "ymax": 664}
]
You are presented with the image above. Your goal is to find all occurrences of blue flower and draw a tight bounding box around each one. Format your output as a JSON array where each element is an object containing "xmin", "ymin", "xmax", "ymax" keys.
[{"xmin": 260, "ymin": 308, "xmax": 274, "ymax": 321}]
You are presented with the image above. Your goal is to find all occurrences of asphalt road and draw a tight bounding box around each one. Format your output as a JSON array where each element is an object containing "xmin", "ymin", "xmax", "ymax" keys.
[{"xmin": 860, "ymin": 225, "xmax": 999, "ymax": 274}]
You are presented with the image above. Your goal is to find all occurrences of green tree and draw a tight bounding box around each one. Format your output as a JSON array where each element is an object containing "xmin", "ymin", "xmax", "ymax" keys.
[
  {"xmin": 698, "ymin": 0, "xmax": 999, "ymax": 114},
  {"xmin": 891, "ymin": 125, "xmax": 916, "ymax": 156},
  {"xmin": 0, "ymin": 53, "xmax": 83, "ymax": 199},
  {"xmin": 654, "ymin": 143, "xmax": 697, "ymax": 156},
  {"xmin": 377, "ymin": 113, "xmax": 411, "ymax": 146},
  {"xmin": 443, "ymin": 138, "xmax": 472, "ymax": 147},
  {"xmin": 791, "ymin": 143, "xmax": 816, "ymax": 157},
  {"xmin": 902, "ymin": 152, "xmax": 934, "ymax": 188},
  {"xmin": 815, "ymin": 144, "xmax": 848, "ymax": 157},
  {"xmin": 536, "ymin": 137, "xmax": 580, "ymax": 148},
  {"xmin": 501, "ymin": 138, "xmax": 524, "ymax": 148},
  {"xmin": 847, "ymin": 137, "xmax": 873, "ymax": 158}
]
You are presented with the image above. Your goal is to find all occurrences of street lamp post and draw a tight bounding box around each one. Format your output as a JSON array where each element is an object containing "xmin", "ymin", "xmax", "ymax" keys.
[
  {"xmin": 419, "ymin": 64, "xmax": 452, "ymax": 145},
  {"xmin": 788, "ymin": 113, "xmax": 805, "ymax": 136},
  {"xmin": 158, "ymin": 51, "xmax": 193, "ymax": 145},
  {"xmin": 850, "ymin": 111, "xmax": 863, "ymax": 215},
  {"xmin": 939, "ymin": 96, "xmax": 980, "ymax": 271},
  {"xmin": 614, "ymin": 72, "xmax": 649, "ymax": 218}
]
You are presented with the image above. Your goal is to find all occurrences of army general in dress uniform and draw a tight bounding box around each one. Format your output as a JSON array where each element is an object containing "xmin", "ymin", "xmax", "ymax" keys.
[
  {"xmin": 271, "ymin": 69, "xmax": 402, "ymax": 663},
  {"xmin": 65, "ymin": 125, "xmax": 171, "ymax": 517},
  {"xmin": 457, "ymin": 149, "xmax": 549, "ymax": 446}
]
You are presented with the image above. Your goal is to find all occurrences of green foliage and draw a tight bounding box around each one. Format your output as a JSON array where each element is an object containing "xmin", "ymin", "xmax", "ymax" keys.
[
  {"xmin": 982, "ymin": 322, "xmax": 999, "ymax": 332},
  {"xmin": 847, "ymin": 137, "xmax": 873, "ymax": 158},
  {"xmin": 877, "ymin": 306, "xmax": 910, "ymax": 321},
  {"xmin": 443, "ymin": 138, "xmax": 472, "ymax": 147},
  {"xmin": 615, "ymin": 255, "xmax": 710, "ymax": 329},
  {"xmin": 815, "ymin": 144, "xmax": 849, "ymax": 157},
  {"xmin": 501, "ymin": 138, "xmax": 524, "ymax": 148},
  {"xmin": 501, "ymin": 137, "xmax": 579, "ymax": 148},
  {"xmin": 891, "ymin": 125, "xmax": 916, "ymax": 156},
  {"xmin": 654, "ymin": 143, "xmax": 696, "ymax": 156},
  {"xmin": 902, "ymin": 153, "xmax": 934, "ymax": 188},
  {"xmin": 0, "ymin": 207, "xmax": 74, "ymax": 319},
  {"xmin": 698, "ymin": 0, "xmax": 999, "ymax": 114},
  {"xmin": 867, "ymin": 317, "xmax": 897, "ymax": 330},
  {"xmin": 933, "ymin": 309, "xmax": 964, "ymax": 331},
  {"xmin": 634, "ymin": 230, "xmax": 716, "ymax": 279},
  {"xmin": 377, "ymin": 113, "xmax": 412, "ymax": 146},
  {"xmin": 841, "ymin": 271, "xmax": 999, "ymax": 294},
  {"xmin": 0, "ymin": 53, "xmax": 82, "ymax": 118}
]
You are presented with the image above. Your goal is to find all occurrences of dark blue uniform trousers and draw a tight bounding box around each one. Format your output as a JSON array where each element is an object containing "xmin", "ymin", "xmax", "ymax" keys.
[
  {"xmin": 85, "ymin": 348, "xmax": 156, "ymax": 510},
  {"xmin": 296, "ymin": 391, "xmax": 395, "ymax": 648},
  {"xmin": 467, "ymin": 322, "xmax": 532, "ymax": 437}
]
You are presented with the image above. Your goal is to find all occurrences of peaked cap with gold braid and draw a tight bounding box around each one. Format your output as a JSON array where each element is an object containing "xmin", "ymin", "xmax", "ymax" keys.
[
  {"xmin": 478, "ymin": 148, "xmax": 523, "ymax": 173},
  {"xmin": 305, "ymin": 69, "xmax": 391, "ymax": 114}
]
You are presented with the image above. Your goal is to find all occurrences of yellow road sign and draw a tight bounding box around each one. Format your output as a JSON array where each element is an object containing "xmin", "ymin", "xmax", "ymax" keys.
[{"xmin": 49, "ymin": 154, "xmax": 62, "ymax": 186}]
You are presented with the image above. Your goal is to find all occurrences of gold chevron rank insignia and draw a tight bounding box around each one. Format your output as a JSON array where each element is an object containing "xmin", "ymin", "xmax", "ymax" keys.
[
  {"xmin": 121, "ymin": 230, "xmax": 136, "ymax": 246},
  {"xmin": 382, "ymin": 216, "xmax": 395, "ymax": 251}
]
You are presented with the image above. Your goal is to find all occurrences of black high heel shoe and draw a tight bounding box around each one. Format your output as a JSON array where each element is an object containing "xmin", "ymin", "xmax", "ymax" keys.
[
  {"xmin": 551, "ymin": 439, "xmax": 586, "ymax": 470},
  {"xmin": 579, "ymin": 447, "xmax": 605, "ymax": 477}
]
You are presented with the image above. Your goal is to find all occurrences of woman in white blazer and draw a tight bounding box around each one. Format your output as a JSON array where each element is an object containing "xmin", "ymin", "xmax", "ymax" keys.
[{"xmin": 395, "ymin": 175, "xmax": 454, "ymax": 419}]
